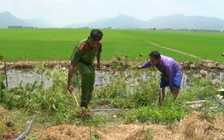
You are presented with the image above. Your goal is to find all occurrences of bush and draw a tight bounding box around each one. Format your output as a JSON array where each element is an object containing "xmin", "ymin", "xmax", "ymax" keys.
[{"xmin": 125, "ymin": 98, "xmax": 186, "ymax": 124}]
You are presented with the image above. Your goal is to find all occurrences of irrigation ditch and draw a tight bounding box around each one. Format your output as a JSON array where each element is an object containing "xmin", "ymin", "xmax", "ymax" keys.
[{"xmin": 0, "ymin": 60, "xmax": 223, "ymax": 91}]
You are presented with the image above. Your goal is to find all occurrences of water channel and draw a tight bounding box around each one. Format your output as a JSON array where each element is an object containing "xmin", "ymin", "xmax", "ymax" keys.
[{"xmin": 3, "ymin": 69, "xmax": 224, "ymax": 92}]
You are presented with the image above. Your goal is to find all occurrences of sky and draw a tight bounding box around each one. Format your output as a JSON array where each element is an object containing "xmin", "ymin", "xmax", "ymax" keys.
[{"xmin": 0, "ymin": 0, "xmax": 224, "ymax": 27}]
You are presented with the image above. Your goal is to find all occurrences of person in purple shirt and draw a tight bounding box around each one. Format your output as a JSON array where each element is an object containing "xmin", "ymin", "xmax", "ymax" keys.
[{"xmin": 138, "ymin": 51, "xmax": 182, "ymax": 105}]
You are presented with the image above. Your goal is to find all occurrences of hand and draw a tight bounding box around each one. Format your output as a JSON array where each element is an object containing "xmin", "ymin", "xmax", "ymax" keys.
[
  {"xmin": 96, "ymin": 64, "xmax": 101, "ymax": 71},
  {"xmin": 67, "ymin": 84, "xmax": 74, "ymax": 94},
  {"xmin": 137, "ymin": 65, "xmax": 142, "ymax": 69}
]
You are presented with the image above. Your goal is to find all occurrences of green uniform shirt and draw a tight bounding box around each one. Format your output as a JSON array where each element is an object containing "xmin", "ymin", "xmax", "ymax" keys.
[{"xmin": 70, "ymin": 39, "xmax": 102, "ymax": 64}]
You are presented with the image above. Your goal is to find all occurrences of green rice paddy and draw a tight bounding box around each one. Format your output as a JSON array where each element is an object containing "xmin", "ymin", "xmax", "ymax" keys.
[{"xmin": 0, "ymin": 29, "xmax": 223, "ymax": 62}]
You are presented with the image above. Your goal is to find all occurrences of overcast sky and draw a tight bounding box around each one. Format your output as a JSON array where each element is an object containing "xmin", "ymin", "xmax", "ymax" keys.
[{"xmin": 0, "ymin": 0, "xmax": 224, "ymax": 27}]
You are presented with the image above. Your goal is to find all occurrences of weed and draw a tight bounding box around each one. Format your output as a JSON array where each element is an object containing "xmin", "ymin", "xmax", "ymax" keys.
[
  {"xmin": 93, "ymin": 67, "xmax": 160, "ymax": 109},
  {"xmin": 125, "ymin": 97, "xmax": 186, "ymax": 125},
  {"xmin": 142, "ymin": 128, "xmax": 155, "ymax": 140},
  {"xmin": 0, "ymin": 65, "xmax": 223, "ymax": 138}
]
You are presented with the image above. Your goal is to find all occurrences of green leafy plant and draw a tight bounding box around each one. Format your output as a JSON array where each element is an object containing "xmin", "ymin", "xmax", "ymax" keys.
[
  {"xmin": 1, "ymin": 64, "xmax": 223, "ymax": 133},
  {"xmin": 1, "ymin": 66, "xmax": 81, "ymax": 124},
  {"xmin": 125, "ymin": 98, "xmax": 186, "ymax": 124},
  {"xmin": 93, "ymin": 67, "xmax": 159, "ymax": 109}
]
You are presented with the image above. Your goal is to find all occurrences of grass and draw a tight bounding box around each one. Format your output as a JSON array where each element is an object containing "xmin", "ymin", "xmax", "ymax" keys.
[
  {"xmin": 0, "ymin": 65, "xmax": 223, "ymax": 139},
  {"xmin": 0, "ymin": 29, "xmax": 224, "ymax": 62}
]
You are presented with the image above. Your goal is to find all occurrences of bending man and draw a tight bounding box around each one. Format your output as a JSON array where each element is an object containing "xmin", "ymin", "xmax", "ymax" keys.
[
  {"xmin": 138, "ymin": 51, "xmax": 182, "ymax": 105},
  {"xmin": 67, "ymin": 29, "xmax": 103, "ymax": 109}
]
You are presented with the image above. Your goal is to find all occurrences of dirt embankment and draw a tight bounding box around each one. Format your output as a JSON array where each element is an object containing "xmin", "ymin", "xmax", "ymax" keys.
[
  {"xmin": 21, "ymin": 111, "xmax": 224, "ymax": 140},
  {"xmin": 1, "ymin": 100, "xmax": 224, "ymax": 140},
  {"xmin": 0, "ymin": 60, "xmax": 223, "ymax": 70},
  {"xmin": 2, "ymin": 104, "xmax": 223, "ymax": 140}
]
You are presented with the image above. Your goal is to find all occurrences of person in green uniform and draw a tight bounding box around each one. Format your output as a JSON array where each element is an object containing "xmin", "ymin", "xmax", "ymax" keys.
[{"xmin": 67, "ymin": 29, "xmax": 103, "ymax": 109}]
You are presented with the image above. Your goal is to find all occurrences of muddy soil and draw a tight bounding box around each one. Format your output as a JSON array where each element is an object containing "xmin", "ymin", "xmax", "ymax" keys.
[{"xmin": 0, "ymin": 107, "xmax": 20, "ymax": 140}]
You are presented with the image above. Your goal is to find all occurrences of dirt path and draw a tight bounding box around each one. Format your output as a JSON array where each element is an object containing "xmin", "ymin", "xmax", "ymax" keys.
[
  {"xmin": 126, "ymin": 33, "xmax": 209, "ymax": 61},
  {"xmin": 148, "ymin": 40, "xmax": 202, "ymax": 59}
]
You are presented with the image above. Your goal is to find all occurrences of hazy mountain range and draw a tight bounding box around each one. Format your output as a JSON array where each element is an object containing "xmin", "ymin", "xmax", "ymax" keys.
[
  {"xmin": 0, "ymin": 11, "xmax": 55, "ymax": 28},
  {"xmin": 67, "ymin": 14, "xmax": 224, "ymax": 30},
  {"xmin": 1, "ymin": 11, "xmax": 224, "ymax": 30}
]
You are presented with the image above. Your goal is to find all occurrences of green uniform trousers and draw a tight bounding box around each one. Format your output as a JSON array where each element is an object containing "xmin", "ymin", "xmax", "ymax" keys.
[{"xmin": 75, "ymin": 62, "xmax": 95, "ymax": 105}]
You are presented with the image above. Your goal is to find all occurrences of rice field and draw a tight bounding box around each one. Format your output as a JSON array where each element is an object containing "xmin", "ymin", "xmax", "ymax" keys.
[{"xmin": 0, "ymin": 28, "xmax": 223, "ymax": 62}]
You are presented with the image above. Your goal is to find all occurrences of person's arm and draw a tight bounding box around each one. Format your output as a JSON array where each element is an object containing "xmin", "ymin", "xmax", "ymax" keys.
[
  {"xmin": 67, "ymin": 41, "xmax": 82, "ymax": 93},
  {"xmin": 96, "ymin": 43, "xmax": 102, "ymax": 70},
  {"xmin": 138, "ymin": 61, "xmax": 151, "ymax": 69},
  {"xmin": 96, "ymin": 51, "xmax": 101, "ymax": 70},
  {"xmin": 67, "ymin": 62, "xmax": 76, "ymax": 93}
]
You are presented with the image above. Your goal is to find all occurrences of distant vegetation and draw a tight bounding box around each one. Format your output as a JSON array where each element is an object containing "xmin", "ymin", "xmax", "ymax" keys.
[{"xmin": 0, "ymin": 29, "xmax": 224, "ymax": 62}]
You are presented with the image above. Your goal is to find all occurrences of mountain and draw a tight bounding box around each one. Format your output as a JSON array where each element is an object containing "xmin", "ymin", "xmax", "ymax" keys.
[
  {"xmin": 1, "ymin": 11, "xmax": 224, "ymax": 30},
  {"xmin": 147, "ymin": 14, "xmax": 224, "ymax": 30},
  {"xmin": 0, "ymin": 11, "xmax": 55, "ymax": 28},
  {"xmin": 67, "ymin": 14, "xmax": 224, "ymax": 30},
  {"xmin": 66, "ymin": 14, "xmax": 147, "ymax": 28},
  {"xmin": 23, "ymin": 18, "xmax": 55, "ymax": 28},
  {"xmin": 0, "ymin": 11, "xmax": 29, "ymax": 28}
]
